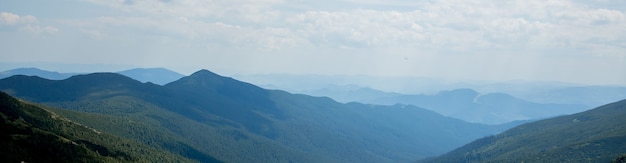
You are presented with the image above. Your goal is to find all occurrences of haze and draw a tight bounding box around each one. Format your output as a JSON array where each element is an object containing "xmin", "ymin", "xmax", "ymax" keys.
[{"xmin": 1, "ymin": 0, "xmax": 625, "ymax": 85}]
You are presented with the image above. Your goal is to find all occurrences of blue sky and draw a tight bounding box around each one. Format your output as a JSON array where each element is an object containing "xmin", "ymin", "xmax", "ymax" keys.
[{"xmin": 1, "ymin": 0, "xmax": 625, "ymax": 85}]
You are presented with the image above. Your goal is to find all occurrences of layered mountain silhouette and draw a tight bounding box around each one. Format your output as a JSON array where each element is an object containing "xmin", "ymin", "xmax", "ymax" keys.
[
  {"xmin": 521, "ymin": 86, "xmax": 626, "ymax": 107},
  {"xmin": 297, "ymin": 84, "xmax": 402, "ymax": 102},
  {"xmin": 0, "ymin": 69, "xmax": 520, "ymax": 162},
  {"xmin": 357, "ymin": 88, "xmax": 587, "ymax": 124},
  {"xmin": 1, "ymin": 67, "xmax": 185, "ymax": 85},
  {"xmin": 0, "ymin": 68, "xmax": 76, "ymax": 80},
  {"xmin": 422, "ymin": 99, "xmax": 626, "ymax": 162}
]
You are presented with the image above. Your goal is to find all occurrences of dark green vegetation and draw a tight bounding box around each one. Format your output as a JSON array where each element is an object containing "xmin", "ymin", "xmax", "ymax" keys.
[
  {"xmin": 422, "ymin": 99, "xmax": 626, "ymax": 163},
  {"xmin": 613, "ymin": 154, "xmax": 626, "ymax": 163},
  {"xmin": 0, "ymin": 70, "xmax": 520, "ymax": 162},
  {"xmin": 0, "ymin": 91, "xmax": 193, "ymax": 162}
]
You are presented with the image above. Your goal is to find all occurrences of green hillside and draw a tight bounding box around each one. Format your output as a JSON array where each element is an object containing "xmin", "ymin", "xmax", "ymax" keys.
[
  {"xmin": 0, "ymin": 91, "xmax": 194, "ymax": 162},
  {"xmin": 422, "ymin": 99, "xmax": 626, "ymax": 162},
  {"xmin": 0, "ymin": 70, "xmax": 521, "ymax": 162}
]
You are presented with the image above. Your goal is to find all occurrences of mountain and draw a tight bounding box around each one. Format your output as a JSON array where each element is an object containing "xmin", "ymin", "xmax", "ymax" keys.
[
  {"xmin": 296, "ymin": 84, "xmax": 402, "ymax": 103},
  {"xmin": 0, "ymin": 91, "xmax": 193, "ymax": 162},
  {"xmin": 0, "ymin": 67, "xmax": 184, "ymax": 86},
  {"xmin": 362, "ymin": 88, "xmax": 588, "ymax": 124},
  {"xmin": 233, "ymin": 73, "xmax": 624, "ymax": 113},
  {"xmin": 421, "ymin": 99, "xmax": 626, "ymax": 163},
  {"xmin": 232, "ymin": 74, "xmax": 452, "ymax": 94},
  {"xmin": 117, "ymin": 68, "xmax": 185, "ymax": 85},
  {"xmin": 0, "ymin": 68, "xmax": 76, "ymax": 80},
  {"xmin": 519, "ymin": 86, "xmax": 626, "ymax": 108},
  {"xmin": 162, "ymin": 70, "xmax": 284, "ymax": 137},
  {"xmin": 0, "ymin": 70, "xmax": 520, "ymax": 162}
]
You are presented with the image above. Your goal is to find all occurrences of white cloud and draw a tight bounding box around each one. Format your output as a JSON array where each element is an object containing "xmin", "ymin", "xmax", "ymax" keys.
[
  {"xmin": 0, "ymin": 12, "xmax": 20, "ymax": 25},
  {"xmin": 19, "ymin": 25, "xmax": 59, "ymax": 35},
  {"xmin": 0, "ymin": 12, "xmax": 37, "ymax": 25},
  {"xmin": 0, "ymin": 12, "xmax": 59, "ymax": 35}
]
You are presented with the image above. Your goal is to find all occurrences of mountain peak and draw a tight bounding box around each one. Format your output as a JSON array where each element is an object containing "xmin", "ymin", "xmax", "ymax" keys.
[
  {"xmin": 189, "ymin": 69, "xmax": 221, "ymax": 78},
  {"xmin": 165, "ymin": 69, "xmax": 225, "ymax": 87}
]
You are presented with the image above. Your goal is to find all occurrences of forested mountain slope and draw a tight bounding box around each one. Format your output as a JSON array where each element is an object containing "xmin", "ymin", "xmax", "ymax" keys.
[
  {"xmin": 0, "ymin": 70, "xmax": 520, "ymax": 162},
  {"xmin": 422, "ymin": 99, "xmax": 626, "ymax": 162},
  {"xmin": 0, "ymin": 91, "xmax": 193, "ymax": 162}
]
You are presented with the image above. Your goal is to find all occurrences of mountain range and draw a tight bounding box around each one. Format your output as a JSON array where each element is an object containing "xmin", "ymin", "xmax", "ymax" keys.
[
  {"xmin": 299, "ymin": 85, "xmax": 589, "ymax": 124},
  {"xmin": 2, "ymin": 67, "xmax": 620, "ymax": 124},
  {"xmin": 0, "ymin": 69, "xmax": 521, "ymax": 162},
  {"xmin": 0, "ymin": 68, "xmax": 78, "ymax": 80},
  {"xmin": 0, "ymin": 67, "xmax": 184, "ymax": 85},
  {"xmin": 6, "ymin": 67, "xmax": 625, "ymax": 109},
  {"xmin": 365, "ymin": 88, "xmax": 590, "ymax": 124},
  {"xmin": 519, "ymin": 86, "xmax": 626, "ymax": 107},
  {"xmin": 422, "ymin": 99, "xmax": 626, "ymax": 162},
  {"xmin": 236, "ymin": 73, "xmax": 626, "ymax": 112}
]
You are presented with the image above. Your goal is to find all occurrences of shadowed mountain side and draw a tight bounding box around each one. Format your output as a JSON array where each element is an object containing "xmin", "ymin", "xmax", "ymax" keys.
[
  {"xmin": 0, "ymin": 69, "xmax": 522, "ymax": 162},
  {"xmin": 421, "ymin": 99, "xmax": 626, "ymax": 163},
  {"xmin": 163, "ymin": 70, "xmax": 284, "ymax": 137},
  {"xmin": 269, "ymin": 89, "xmax": 524, "ymax": 160}
]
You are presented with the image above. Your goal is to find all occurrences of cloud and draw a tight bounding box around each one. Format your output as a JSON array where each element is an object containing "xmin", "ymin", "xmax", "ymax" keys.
[
  {"xmin": 71, "ymin": 0, "xmax": 625, "ymax": 54},
  {"xmin": 0, "ymin": 12, "xmax": 58, "ymax": 35},
  {"xmin": 0, "ymin": 12, "xmax": 37, "ymax": 25},
  {"xmin": 86, "ymin": 0, "xmax": 284, "ymax": 20},
  {"xmin": 19, "ymin": 25, "xmax": 59, "ymax": 35}
]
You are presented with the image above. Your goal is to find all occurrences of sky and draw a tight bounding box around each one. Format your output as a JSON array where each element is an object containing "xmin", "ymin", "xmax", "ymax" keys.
[{"xmin": 1, "ymin": 0, "xmax": 626, "ymax": 85}]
